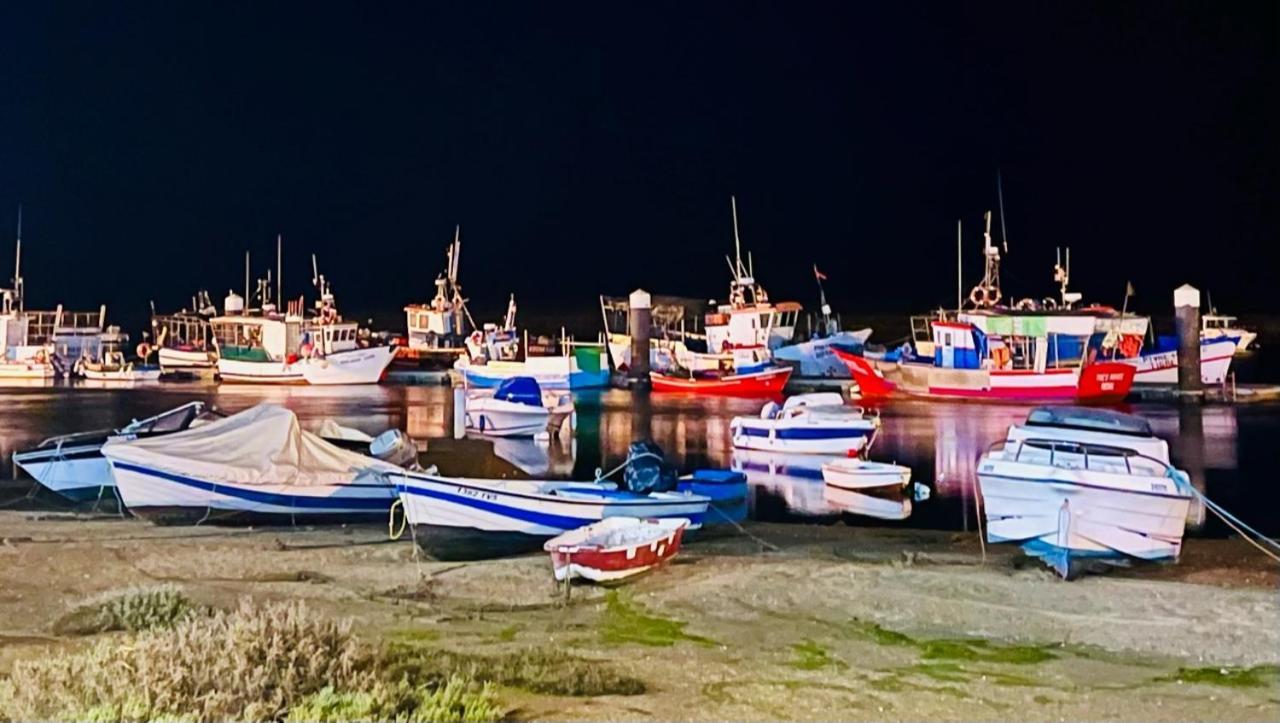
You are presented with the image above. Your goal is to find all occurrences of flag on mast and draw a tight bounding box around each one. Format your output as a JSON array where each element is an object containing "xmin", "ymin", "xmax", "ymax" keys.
[{"xmin": 813, "ymin": 264, "xmax": 828, "ymax": 282}]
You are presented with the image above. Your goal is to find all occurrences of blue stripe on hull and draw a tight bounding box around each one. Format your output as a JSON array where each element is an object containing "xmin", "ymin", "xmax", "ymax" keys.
[
  {"xmin": 110, "ymin": 462, "xmax": 395, "ymax": 510},
  {"xmin": 737, "ymin": 426, "xmax": 873, "ymax": 440},
  {"xmin": 396, "ymin": 481, "xmax": 705, "ymax": 531}
]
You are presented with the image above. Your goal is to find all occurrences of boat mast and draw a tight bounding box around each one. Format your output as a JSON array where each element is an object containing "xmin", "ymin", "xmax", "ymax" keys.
[
  {"xmin": 956, "ymin": 219, "xmax": 962, "ymax": 312},
  {"xmin": 12, "ymin": 205, "xmax": 23, "ymax": 313},
  {"xmin": 276, "ymin": 234, "xmax": 282, "ymax": 309}
]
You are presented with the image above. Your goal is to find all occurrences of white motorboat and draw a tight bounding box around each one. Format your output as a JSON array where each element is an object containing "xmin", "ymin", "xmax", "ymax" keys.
[
  {"xmin": 72, "ymin": 326, "xmax": 162, "ymax": 383},
  {"xmin": 1201, "ymin": 311, "xmax": 1256, "ymax": 354},
  {"xmin": 730, "ymin": 393, "xmax": 879, "ymax": 454},
  {"xmin": 13, "ymin": 402, "xmax": 212, "ymax": 502},
  {"xmin": 821, "ymin": 458, "xmax": 911, "ymax": 490},
  {"xmin": 391, "ymin": 470, "xmax": 710, "ymax": 560},
  {"xmin": 102, "ymin": 404, "xmax": 403, "ymax": 525},
  {"xmin": 976, "ymin": 406, "xmax": 1193, "ymax": 579},
  {"xmin": 464, "ymin": 376, "xmax": 573, "ymax": 437}
]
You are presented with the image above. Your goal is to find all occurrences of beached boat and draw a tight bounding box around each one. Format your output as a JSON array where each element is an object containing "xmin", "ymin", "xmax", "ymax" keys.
[
  {"xmin": 731, "ymin": 393, "xmax": 878, "ymax": 454},
  {"xmin": 13, "ymin": 402, "xmax": 212, "ymax": 502},
  {"xmin": 102, "ymin": 405, "xmax": 403, "ymax": 525},
  {"xmin": 391, "ymin": 470, "xmax": 710, "ymax": 560},
  {"xmin": 650, "ymin": 366, "xmax": 791, "ymax": 396},
  {"xmin": 976, "ymin": 406, "xmax": 1193, "ymax": 579},
  {"xmin": 544, "ymin": 517, "xmax": 689, "ymax": 583},
  {"xmin": 821, "ymin": 458, "xmax": 911, "ymax": 490},
  {"xmin": 465, "ymin": 376, "xmax": 574, "ymax": 437}
]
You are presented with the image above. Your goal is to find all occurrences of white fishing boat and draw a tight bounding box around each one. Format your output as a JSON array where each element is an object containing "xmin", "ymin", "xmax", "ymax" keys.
[
  {"xmin": 13, "ymin": 402, "xmax": 211, "ymax": 502},
  {"xmin": 464, "ymin": 376, "xmax": 573, "ymax": 437},
  {"xmin": 1201, "ymin": 301, "xmax": 1256, "ymax": 354},
  {"xmin": 398, "ymin": 227, "xmax": 472, "ymax": 371},
  {"xmin": 102, "ymin": 404, "xmax": 403, "ymax": 525},
  {"xmin": 1114, "ymin": 337, "xmax": 1239, "ymax": 385},
  {"xmin": 72, "ymin": 326, "xmax": 162, "ymax": 383},
  {"xmin": 212, "ymin": 254, "xmax": 395, "ymax": 385},
  {"xmin": 821, "ymin": 458, "xmax": 911, "ymax": 490},
  {"xmin": 391, "ymin": 470, "xmax": 710, "ymax": 560},
  {"xmin": 976, "ymin": 406, "xmax": 1193, "ymax": 579},
  {"xmin": 153, "ymin": 291, "xmax": 219, "ymax": 377},
  {"xmin": 730, "ymin": 393, "xmax": 879, "ymax": 454},
  {"xmin": 0, "ymin": 211, "xmax": 55, "ymax": 380}
]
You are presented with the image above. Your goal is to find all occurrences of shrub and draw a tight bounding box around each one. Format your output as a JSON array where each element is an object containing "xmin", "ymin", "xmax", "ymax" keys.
[
  {"xmin": 383, "ymin": 644, "xmax": 646, "ymax": 697},
  {"xmin": 286, "ymin": 676, "xmax": 499, "ymax": 722},
  {"xmin": 52, "ymin": 585, "xmax": 199, "ymax": 635}
]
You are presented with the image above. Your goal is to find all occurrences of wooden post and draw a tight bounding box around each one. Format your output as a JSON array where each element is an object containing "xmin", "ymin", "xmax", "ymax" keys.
[
  {"xmin": 628, "ymin": 289, "xmax": 652, "ymax": 384},
  {"xmin": 1174, "ymin": 285, "xmax": 1202, "ymax": 394}
]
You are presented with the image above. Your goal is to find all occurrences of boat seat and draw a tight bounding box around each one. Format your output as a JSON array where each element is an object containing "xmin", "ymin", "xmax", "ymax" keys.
[{"xmin": 760, "ymin": 401, "xmax": 781, "ymax": 419}]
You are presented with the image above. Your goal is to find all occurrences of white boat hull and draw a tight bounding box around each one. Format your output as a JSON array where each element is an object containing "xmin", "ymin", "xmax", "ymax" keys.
[
  {"xmin": 977, "ymin": 459, "xmax": 1191, "ymax": 577},
  {"xmin": 465, "ymin": 398, "xmax": 552, "ymax": 437},
  {"xmin": 13, "ymin": 444, "xmax": 115, "ymax": 501},
  {"xmin": 1119, "ymin": 339, "xmax": 1237, "ymax": 385},
  {"xmin": 392, "ymin": 471, "xmax": 709, "ymax": 560},
  {"xmin": 822, "ymin": 459, "xmax": 911, "ymax": 490},
  {"xmin": 731, "ymin": 416, "xmax": 876, "ymax": 455},
  {"xmin": 158, "ymin": 347, "xmax": 217, "ymax": 371},
  {"xmin": 217, "ymin": 357, "xmax": 305, "ymax": 384},
  {"xmin": 81, "ymin": 366, "xmax": 162, "ymax": 383},
  {"xmin": 108, "ymin": 460, "xmax": 396, "ymax": 523},
  {"xmin": 299, "ymin": 346, "xmax": 396, "ymax": 385},
  {"xmin": 1202, "ymin": 328, "xmax": 1256, "ymax": 354},
  {"xmin": 772, "ymin": 329, "xmax": 873, "ymax": 378},
  {"xmin": 0, "ymin": 360, "xmax": 55, "ymax": 379}
]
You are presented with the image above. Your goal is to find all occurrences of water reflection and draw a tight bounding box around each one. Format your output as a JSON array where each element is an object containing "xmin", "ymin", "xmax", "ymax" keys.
[{"xmin": 1, "ymin": 384, "xmax": 1272, "ymax": 537}]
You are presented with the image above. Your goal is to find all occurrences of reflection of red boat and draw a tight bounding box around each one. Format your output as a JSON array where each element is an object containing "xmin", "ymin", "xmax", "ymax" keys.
[
  {"xmin": 650, "ymin": 367, "xmax": 792, "ymax": 396},
  {"xmin": 834, "ymin": 348, "xmax": 1133, "ymax": 404}
]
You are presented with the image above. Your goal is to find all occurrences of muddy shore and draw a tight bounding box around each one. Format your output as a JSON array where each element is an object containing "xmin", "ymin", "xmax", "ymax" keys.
[{"xmin": 0, "ymin": 510, "xmax": 1276, "ymax": 720}]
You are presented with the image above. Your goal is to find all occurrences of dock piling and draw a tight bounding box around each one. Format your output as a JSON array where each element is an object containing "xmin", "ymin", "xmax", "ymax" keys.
[
  {"xmin": 628, "ymin": 289, "xmax": 651, "ymax": 383},
  {"xmin": 1174, "ymin": 284, "xmax": 1202, "ymax": 394}
]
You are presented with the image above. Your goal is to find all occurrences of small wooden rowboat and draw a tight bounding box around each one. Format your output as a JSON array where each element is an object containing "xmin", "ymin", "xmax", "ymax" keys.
[
  {"xmin": 543, "ymin": 517, "xmax": 689, "ymax": 583},
  {"xmin": 649, "ymin": 366, "xmax": 792, "ymax": 396}
]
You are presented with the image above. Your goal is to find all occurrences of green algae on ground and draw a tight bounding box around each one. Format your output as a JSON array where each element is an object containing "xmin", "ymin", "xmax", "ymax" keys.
[
  {"xmin": 495, "ymin": 625, "xmax": 520, "ymax": 642},
  {"xmin": 919, "ymin": 638, "xmax": 1055, "ymax": 665},
  {"xmin": 1157, "ymin": 665, "xmax": 1280, "ymax": 689},
  {"xmin": 789, "ymin": 640, "xmax": 847, "ymax": 671},
  {"xmin": 843, "ymin": 619, "xmax": 914, "ymax": 647},
  {"xmin": 381, "ymin": 644, "xmax": 646, "ymax": 697},
  {"xmin": 600, "ymin": 590, "xmax": 716, "ymax": 647}
]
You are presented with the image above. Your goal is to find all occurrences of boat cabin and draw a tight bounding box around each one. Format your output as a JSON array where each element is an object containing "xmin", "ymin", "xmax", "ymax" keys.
[
  {"xmin": 704, "ymin": 301, "xmax": 801, "ymax": 353},
  {"xmin": 153, "ymin": 313, "xmax": 213, "ymax": 355},
  {"xmin": 927, "ymin": 313, "xmax": 1098, "ymax": 372},
  {"xmin": 211, "ymin": 313, "xmax": 359, "ymax": 363}
]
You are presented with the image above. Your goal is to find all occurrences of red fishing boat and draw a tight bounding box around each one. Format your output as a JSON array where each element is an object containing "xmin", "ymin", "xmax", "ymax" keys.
[
  {"xmin": 650, "ymin": 366, "xmax": 792, "ymax": 396},
  {"xmin": 544, "ymin": 517, "xmax": 688, "ymax": 583}
]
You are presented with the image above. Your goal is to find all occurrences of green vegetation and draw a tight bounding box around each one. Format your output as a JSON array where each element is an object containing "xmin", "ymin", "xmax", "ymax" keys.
[
  {"xmin": 2, "ymin": 598, "xmax": 498, "ymax": 722},
  {"xmin": 382, "ymin": 644, "xmax": 646, "ymax": 697},
  {"xmin": 600, "ymin": 590, "xmax": 717, "ymax": 647},
  {"xmin": 51, "ymin": 585, "xmax": 200, "ymax": 635},
  {"xmin": 843, "ymin": 618, "xmax": 1054, "ymax": 664},
  {"xmin": 789, "ymin": 640, "xmax": 847, "ymax": 671},
  {"xmin": 1158, "ymin": 665, "xmax": 1280, "ymax": 689}
]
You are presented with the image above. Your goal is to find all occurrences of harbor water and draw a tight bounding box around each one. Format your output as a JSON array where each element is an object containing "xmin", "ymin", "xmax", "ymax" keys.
[{"xmin": 2, "ymin": 381, "xmax": 1275, "ymax": 539}]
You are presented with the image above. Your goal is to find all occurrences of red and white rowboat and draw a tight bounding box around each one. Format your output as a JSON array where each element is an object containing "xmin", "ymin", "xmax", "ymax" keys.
[
  {"xmin": 544, "ymin": 517, "xmax": 688, "ymax": 583},
  {"xmin": 650, "ymin": 366, "xmax": 792, "ymax": 396}
]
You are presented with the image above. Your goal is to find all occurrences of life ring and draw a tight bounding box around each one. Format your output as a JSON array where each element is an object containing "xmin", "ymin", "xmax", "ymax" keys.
[
  {"xmin": 987, "ymin": 287, "xmax": 1002, "ymax": 306},
  {"xmin": 1014, "ymin": 298, "xmax": 1035, "ymax": 311},
  {"xmin": 34, "ymin": 349, "xmax": 48, "ymax": 364},
  {"xmin": 1118, "ymin": 334, "xmax": 1142, "ymax": 359},
  {"xmin": 136, "ymin": 342, "xmax": 152, "ymax": 360},
  {"xmin": 968, "ymin": 287, "xmax": 987, "ymax": 307}
]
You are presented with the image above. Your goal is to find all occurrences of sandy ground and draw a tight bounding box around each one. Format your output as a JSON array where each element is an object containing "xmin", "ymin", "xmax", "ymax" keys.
[{"xmin": 0, "ymin": 510, "xmax": 1277, "ymax": 720}]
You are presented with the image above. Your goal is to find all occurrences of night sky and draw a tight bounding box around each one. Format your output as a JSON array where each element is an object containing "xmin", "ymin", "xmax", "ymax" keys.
[{"xmin": 1, "ymin": 2, "xmax": 1275, "ymax": 337}]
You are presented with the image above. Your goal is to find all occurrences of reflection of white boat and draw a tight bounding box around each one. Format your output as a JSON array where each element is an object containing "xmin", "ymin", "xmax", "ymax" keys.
[
  {"xmin": 821, "ymin": 458, "xmax": 910, "ymax": 490},
  {"xmin": 13, "ymin": 402, "xmax": 211, "ymax": 502},
  {"xmin": 731, "ymin": 393, "xmax": 878, "ymax": 454},
  {"xmin": 823, "ymin": 485, "xmax": 912, "ymax": 520},
  {"xmin": 732, "ymin": 448, "xmax": 838, "ymax": 517},
  {"xmin": 977, "ymin": 406, "xmax": 1192, "ymax": 579},
  {"xmin": 103, "ymin": 405, "xmax": 402, "ymax": 525},
  {"xmin": 465, "ymin": 376, "xmax": 573, "ymax": 437}
]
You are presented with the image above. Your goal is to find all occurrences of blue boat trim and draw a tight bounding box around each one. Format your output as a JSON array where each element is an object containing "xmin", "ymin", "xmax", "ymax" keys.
[
  {"xmin": 736, "ymin": 426, "xmax": 873, "ymax": 440},
  {"xmin": 110, "ymin": 462, "xmax": 395, "ymax": 510}
]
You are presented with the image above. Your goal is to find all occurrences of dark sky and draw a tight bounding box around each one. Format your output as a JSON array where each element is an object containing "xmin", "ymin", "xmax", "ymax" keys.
[{"xmin": 1, "ymin": 2, "xmax": 1275, "ymax": 335}]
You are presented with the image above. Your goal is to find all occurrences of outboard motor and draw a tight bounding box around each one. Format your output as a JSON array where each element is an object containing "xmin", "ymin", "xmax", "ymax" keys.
[
  {"xmin": 622, "ymin": 439, "xmax": 677, "ymax": 494},
  {"xmin": 370, "ymin": 429, "xmax": 420, "ymax": 469}
]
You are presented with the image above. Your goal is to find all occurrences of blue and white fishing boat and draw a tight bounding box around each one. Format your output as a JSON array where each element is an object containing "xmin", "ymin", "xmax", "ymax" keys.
[
  {"xmin": 102, "ymin": 404, "xmax": 403, "ymax": 525},
  {"xmin": 13, "ymin": 402, "xmax": 211, "ymax": 502},
  {"xmin": 730, "ymin": 393, "xmax": 879, "ymax": 455},
  {"xmin": 464, "ymin": 376, "xmax": 574, "ymax": 437},
  {"xmin": 454, "ymin": 347, "xmax": 609, "ymax": 390},
  {"xmin": 391, "ymin": 470, "xmax": 710, "ymax": 560},
  {"xmin": 977, "ymin": 406, "xmax": 1193, "ymax": 579}
]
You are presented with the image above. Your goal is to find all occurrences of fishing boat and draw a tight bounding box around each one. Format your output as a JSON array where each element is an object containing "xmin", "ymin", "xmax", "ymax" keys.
[
  {"xmin": 13, "ymin": 402, "xmax": 212, "ymax": 502},
  {"xmin": 464, "ymin": 376, "xmax": 574, "ymax": 437},
  {"xmin": 391, "ymin": 470, "xmax": 710, "ymax": 560},
  {"xmin": 72, "ymin": 326, "xmax": 161, "ymax": 382},
  {"xmin": 1110, "ymin": 336, "xmax": 1239, "ymax": 385},
  {"xmin": 771, "ymin": 266, "xmax": 873, "ymax": 378},
  {"xmin": 212, "ymin": 254, "xmax": 396, "ymax": 385},
  {"xmin": 455, "ymin": 345, "xmax": 610, "ymax": 390},
  {"xmin": 821, "ymin": 458, "xmax": 911, "ymax": 490},
  {"xmin": 102, "ymin": 404, "xmax": 403, "ymax": 525},
  {"xmin": 650, "ymin": 365, "xmax": 791, "ymax": 396},
  {"xmin": 0, "ymin": 212, "xmax": 56, "ymax": 380},
  {"xmin": 398, "ymin": 227, "xmax": 472, "ymax": 370},
  {"xmin": 976, "ymin": 406, "xmax": 1193, "ymax": 579},
  {"xmin": 731, "ymin": 393, "xmax": 879, "ymax": 454},
  {"xmin": 152, "ymin": 291, "xmax": 219, "ymax": 377},
  {"xmin": 1201, "ymin": 311, "xmax": 1256, "ymax": 354},
  {"xmin": 544, "ymin": 517, "xmax": 689, "ymax": 583}
]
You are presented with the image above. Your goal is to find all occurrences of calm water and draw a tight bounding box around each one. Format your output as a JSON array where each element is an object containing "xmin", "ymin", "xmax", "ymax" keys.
[{"xmin": 1, "ymin": 380, "xmax": 1277, "ymax": 537}]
